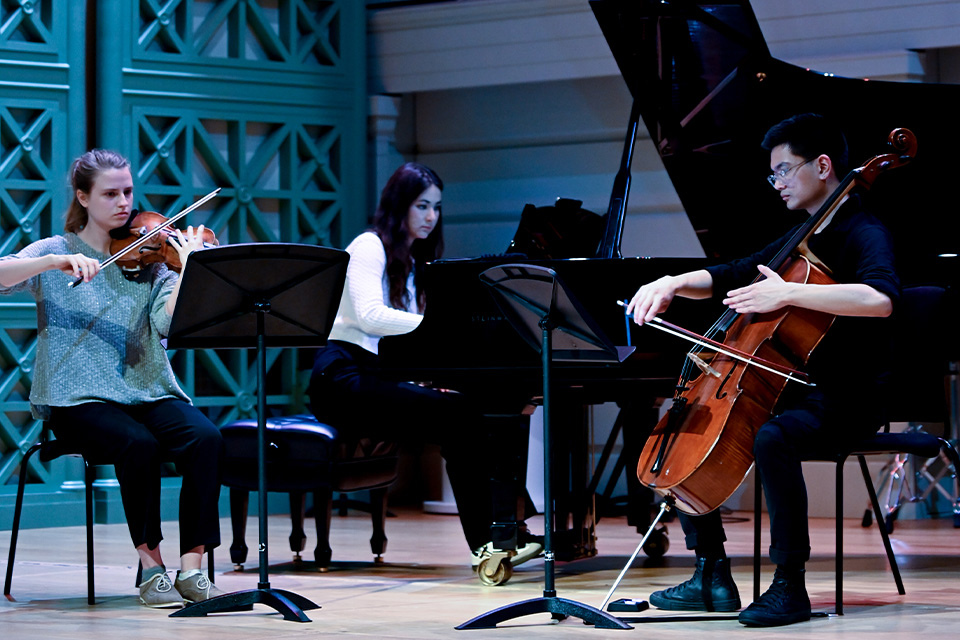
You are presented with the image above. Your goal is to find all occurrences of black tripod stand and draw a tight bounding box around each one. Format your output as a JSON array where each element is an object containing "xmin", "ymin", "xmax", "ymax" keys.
[
  {"xmin": 456, "ymin": 264, "xmax": 634, "ymax": 630},
  {"xmin": 167, "ymin": 243, "xmax": 348, "ymax": 622}
]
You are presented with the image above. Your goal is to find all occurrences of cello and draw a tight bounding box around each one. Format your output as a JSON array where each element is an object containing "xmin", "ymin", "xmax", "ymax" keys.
[{"xmin": 635, "ymin": 128, "xmax": 917, "ymax": 515}]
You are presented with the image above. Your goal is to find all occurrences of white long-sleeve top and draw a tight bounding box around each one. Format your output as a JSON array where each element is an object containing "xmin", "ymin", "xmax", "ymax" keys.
[{"xmin": 327, "ymin": 232, "xmax": 422, "ymax": 354}]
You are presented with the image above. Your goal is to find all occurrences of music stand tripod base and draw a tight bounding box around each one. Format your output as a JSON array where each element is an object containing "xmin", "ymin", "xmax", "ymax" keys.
[
  {"xmin": 172, "ymin": 588, "xmax": 320, "ymax": 622},
  {"xmin": 456, "ymin": 597, "xmax": 632, "ymax": 630}
]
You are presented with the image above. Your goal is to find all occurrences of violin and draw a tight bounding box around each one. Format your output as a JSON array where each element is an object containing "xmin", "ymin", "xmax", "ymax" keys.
[
  {"xmin": 635, "ymin": 129, "xmax": 918, "ymax": 515},
  {"xmin": 110, "ymin": 210, "xmax": 219, "ymax": 276},
  {"xmin": 69, "ymin": 187, "xmax": 220, "ymax": 287}
]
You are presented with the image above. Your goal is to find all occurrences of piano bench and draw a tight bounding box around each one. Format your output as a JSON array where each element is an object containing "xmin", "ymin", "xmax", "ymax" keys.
[{"xmin": 219, "ymin": 414, "xmax": 400, "ymax": 571}]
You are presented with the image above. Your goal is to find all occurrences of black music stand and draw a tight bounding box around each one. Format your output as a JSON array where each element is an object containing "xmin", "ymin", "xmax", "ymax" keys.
[
  {"xmin": 456, "ymin": 264, "xmax": 634, "ymax": 631},
  {"xmin": 167, "ymin": 243, "xmax": 348, "ymax": 623}
]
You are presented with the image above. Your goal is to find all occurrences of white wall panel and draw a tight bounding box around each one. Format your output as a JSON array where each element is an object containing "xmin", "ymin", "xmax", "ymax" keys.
[
  {"xmin": 756, "ymin": 0, "xmax": 960, "ymax": 63},
  {"xmin": 368, "ymin": 0, "xmax": 614, "ymax": 93},
  {"xmin": 401, "ymin": 77, "xmax": 696, "ymax": 258},
  {"xmin": 369, "ymin": 1, "xmax": 960, "ymax": 262},
  {"xmin": 370, "ymin": 0, "xmax": 960, "ymax": 94}
]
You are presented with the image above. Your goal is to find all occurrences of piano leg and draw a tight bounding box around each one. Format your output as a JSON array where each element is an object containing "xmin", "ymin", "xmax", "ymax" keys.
[
  {"xmin": 621, "ymin": 400, "xmax": 671, "ymax": 558},
  {"xmin": 547, "ymin": 397, "xmax": 668, "ymax": 562},
  {"xmin": 487, "ymin": 414, "xmax": 530, "ymax": 554},
  {"xmin": 552, "ymin": 401, "xmax": 597, "ymax": 562},
  {"xmin": 620, "ymin": 400, "xmax": 661, "ymax": 531}
]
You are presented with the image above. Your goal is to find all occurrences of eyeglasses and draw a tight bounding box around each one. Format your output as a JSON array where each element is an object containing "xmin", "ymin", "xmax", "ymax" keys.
[{"xmin": 767, "ymin": 158, "xmax": 814, "ymax": 188}]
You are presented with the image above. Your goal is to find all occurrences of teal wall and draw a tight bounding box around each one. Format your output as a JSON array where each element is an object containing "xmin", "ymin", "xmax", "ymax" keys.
[{"xmin": 1, "ymin": 0, "xmax": 367, "ymax": 530}]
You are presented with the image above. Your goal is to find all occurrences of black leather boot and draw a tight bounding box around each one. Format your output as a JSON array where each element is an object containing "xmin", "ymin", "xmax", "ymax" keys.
[
  {"xmin": 649, "ymin": 557, "xmax": 741, "ymax": 612},
  {"xmin": 738, "ymin": 566, "xmax": 811, "ymax": 627}
]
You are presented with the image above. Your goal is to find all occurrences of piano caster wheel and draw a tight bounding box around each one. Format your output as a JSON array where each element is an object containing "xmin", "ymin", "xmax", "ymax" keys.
[
  {"xmin": 317, "ymin": 566, "xmax": 330, "ymax": 573},
  {"xmin": 642, "ymin": 524, "xmax": 669, "ymax": 558},
  {"xmin": 477, "ymin": 554, "xmax": 513, "ymax": 586},
  {"xmin": 374, "ymin": 555, "xmax": 384, "ymax": 564},
  {"xmin": 293, "ymin": 552, "xmax": 303, "ymax": 564},
  {"xmin": 233, "ymin": 564, "xmax": 244, "ymax": 572}
]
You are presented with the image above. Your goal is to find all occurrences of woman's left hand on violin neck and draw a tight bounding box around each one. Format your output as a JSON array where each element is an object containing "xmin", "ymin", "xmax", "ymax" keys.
[
  {"xmin": 165, "ymin": 225, "xmax": 208, "ymax": 271},
  {"xmin": 163, "ymin": 225, "xmax": 209, "ymax": 316}
]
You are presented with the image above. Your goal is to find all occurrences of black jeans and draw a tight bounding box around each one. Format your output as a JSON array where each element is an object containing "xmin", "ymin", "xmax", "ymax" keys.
[
  {"xmin": 50, "ymin": 400, "xmax": 222, "ymax": 556},
  {"xmin": 309, "ymin": 340, "xmax": 526, "ymax": 551},
  {"xmin": 678, "ymin": 388, "xmax": 883, "ymax": 567}
]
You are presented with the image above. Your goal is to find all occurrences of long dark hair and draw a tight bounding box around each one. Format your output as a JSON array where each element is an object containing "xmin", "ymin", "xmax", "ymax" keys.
[
  {"xmin": 65, "ymin": 149, "xmax": 130, "ymax": 233},
  {"xmin": 372, "ymin": 162, "xmax": 444, "ymax": 312}
]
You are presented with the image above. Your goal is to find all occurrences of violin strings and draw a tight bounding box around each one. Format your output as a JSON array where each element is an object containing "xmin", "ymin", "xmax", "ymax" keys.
[{"xmin": 100, "ymin": 188, "xmax": 221, "ymax": 270}]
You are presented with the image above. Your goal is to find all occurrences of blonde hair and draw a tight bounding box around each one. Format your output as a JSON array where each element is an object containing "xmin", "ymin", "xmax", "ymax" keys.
[{"xmin": 64, "ymin": 149, "xmax": 130, "ymax": 233}]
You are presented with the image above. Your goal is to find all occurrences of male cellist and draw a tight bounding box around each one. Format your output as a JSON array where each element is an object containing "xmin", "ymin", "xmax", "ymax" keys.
[{"xmin": 626, "ymin": 113, "xmax": 900, "ymax": 627}]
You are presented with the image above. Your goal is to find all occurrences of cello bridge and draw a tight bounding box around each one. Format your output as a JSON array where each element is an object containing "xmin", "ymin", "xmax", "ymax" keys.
[{"xmin": 687, "ymin": 352, "xmax": 721, "ymax": 378}]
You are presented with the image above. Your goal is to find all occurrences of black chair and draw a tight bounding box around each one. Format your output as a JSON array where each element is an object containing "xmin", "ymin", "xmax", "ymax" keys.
[
  {"xmin": 5, "ymin": 429, "xmax": 215, "ymax": 604},
  {"xmin": 753, "ymin": 285, "xmax": 960, "ymax": 615},
  {"xmin": 220, "ymin": 414, "xmax": 399, "ymax": 571}
]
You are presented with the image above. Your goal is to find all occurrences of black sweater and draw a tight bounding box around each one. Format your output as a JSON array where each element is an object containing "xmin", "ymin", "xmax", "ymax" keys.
[{"xmin": 704, "ymin": 195, "xmax": 900, "ymax": 400}]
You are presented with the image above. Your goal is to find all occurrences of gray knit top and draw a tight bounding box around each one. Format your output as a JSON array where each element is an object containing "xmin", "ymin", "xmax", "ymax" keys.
[{"xmin": 0, "ymin": 233, "xmax": 190, "ymax": 419}]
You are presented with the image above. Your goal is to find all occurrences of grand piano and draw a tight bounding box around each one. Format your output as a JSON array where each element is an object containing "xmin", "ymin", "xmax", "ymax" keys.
[{"xmin": 379, "ymin": 0, "xmax": 960, "ymax": 559}]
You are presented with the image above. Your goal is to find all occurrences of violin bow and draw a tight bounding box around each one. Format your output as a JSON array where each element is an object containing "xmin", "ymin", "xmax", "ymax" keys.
[{"xmin": 68, "ymin": 187, "xmax": 221, "ymax": 288}]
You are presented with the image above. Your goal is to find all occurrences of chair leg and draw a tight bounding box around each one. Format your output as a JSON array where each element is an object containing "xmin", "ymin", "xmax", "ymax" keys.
[
  {"xmin": 836, "ymin": 459, "xmax": 844, "ymax": 615},
  {"xmin": 859, "ymin": 455, "xmax": 905, "ymax": 595},
  {"xmin": 289, "ymin": 491, "xmax": 307, "ymax": 562},
  {"xmin": 229, "ymin": 488, "xmax": 250, "ymax": 568},
  {"xmin": 369, "ymin": 487, "xmax": 389, "ymax": 562},
  {"xmin": 4, "ymin": 443, "xmax": 43, "ymax": 599},
  {"xmin": 936, "ymin": 438, "xmax": 960, "ymax": 527},
  {"xmin": 313, "ymin": 486, "xmax": 333, "ymax": 571},
  {"xmin": 85, "ymin": 458, "xmax": 95, "ymax": 605},
  {"xmin": 753, "ymin": 469, "xmax": 761, "ymax": 602}
]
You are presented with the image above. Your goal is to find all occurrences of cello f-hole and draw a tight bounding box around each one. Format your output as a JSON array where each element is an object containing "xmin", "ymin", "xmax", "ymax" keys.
[
  {"xmin": 716, "ymin": 362, "xmax": 738, "ymax": 400},
  {"xmin": 651, "ymin": 397, "xmax": 688, "ymax": 474}
]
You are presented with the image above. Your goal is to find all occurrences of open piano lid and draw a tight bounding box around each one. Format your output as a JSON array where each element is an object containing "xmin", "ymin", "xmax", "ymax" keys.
[{"xmin": 590, "ymin": 0, "xmax": 960, "ymax": 285}]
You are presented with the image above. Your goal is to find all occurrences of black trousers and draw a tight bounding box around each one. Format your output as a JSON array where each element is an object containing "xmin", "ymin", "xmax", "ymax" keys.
[
  {"xmin": 309, "ymin": 340, "xmax": 526, "ymax": 551},
  {"xmin": 50, "ymin": 400, "xmax": 222, "ymax": 556},
  {"xmin": 678, "ymin": 388, "xmax": 882, "ymax": 567}
]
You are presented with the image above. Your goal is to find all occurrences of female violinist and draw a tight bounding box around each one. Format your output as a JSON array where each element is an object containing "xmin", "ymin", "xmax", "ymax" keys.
[
  {"xmin": 627, "ymin": 114, "xmax": 900, "ymax": 627},
  {"xmin": 0, "ymin": 149, "xmax": 225, "ymax": 608}
]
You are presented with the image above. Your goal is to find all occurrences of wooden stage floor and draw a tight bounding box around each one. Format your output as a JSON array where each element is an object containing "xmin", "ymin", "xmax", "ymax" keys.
[{"xmin": 2, "ymin": 507, "xmax": 959, "ymax": 638}]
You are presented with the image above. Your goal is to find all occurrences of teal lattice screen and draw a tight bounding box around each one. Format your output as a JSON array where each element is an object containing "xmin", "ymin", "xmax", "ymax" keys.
[{"xmin": 0, "ymin": 0, "xmax": 366, "ymax": 524}]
